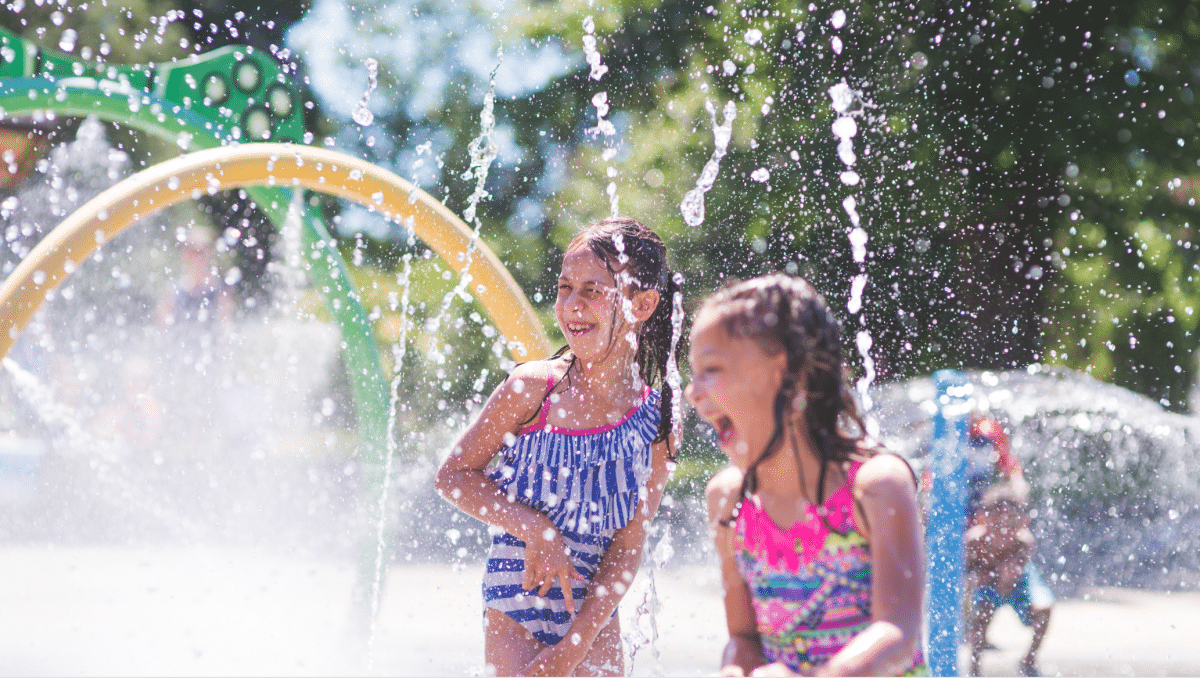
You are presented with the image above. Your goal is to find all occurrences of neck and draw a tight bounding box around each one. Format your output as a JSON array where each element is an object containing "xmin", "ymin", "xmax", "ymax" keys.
[
  {"xmin": 569, "ymin": 348, "xmax": 643, "ymax": 398},
  {"xmin": 752, "ymin": 424, "xmax": 825, "ymax": 505}
]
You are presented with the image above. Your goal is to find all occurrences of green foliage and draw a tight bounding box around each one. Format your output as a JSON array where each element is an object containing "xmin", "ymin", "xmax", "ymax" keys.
[
  {"xmin": 11, "ymin": 0, "xmax": 1200, "ymax": 420},
  {"xmin": 524, "ymin": 0, "xmax": 1200, "ymax": 412}
]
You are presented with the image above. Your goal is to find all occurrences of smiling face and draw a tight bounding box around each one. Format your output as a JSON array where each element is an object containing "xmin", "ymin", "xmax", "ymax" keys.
[
  {"xmin": 555, "ymin": 247, "xmax": 633, "ymax": 364},
  {"xmin": 685, "ymin": 309, "xmax": 787, "ymax": 469}
]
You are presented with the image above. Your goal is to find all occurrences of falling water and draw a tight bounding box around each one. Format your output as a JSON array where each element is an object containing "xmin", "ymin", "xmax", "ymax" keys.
[
  {"xmin": 366, "ymin": 250, "xmax": 415, "ymax": 665},
  {"xmin": 666, "ymin": 272, "xmax": 686, "ymax": 444},
  {"xmin": 828, "ymin": 76, "xmax": 878, "ymax": 418},
  {"xmin": 610, "ymin": 230, "xmax": 642, "ymax": 385},
  {"xmin": 626, "ymin": 528, "xmax": 675, "ymax": 675},
  {"xmin": 582, "ymin": 15, "xmax": 621, "ymax": 217},
  {"xmin": 423, "ymin": 56, "xmax": 504, "ymax": 361},
  {"xmin": 270, "ymin": 190, "xmax": 310, "ymax": 314},
  {"xmin": 628, "ymin": 272, "xmax": 686, "ymax": 674},
  {"xmin": 351, "ymin": 57, "xmax": 379, "ymax": 127},
  {"xmin": 581, "ymin": 15, "xmax": 609, "ymax": 82},
  {"xmin": 679, "ymin": 99, "xmax": 736, "ymax": 228}
]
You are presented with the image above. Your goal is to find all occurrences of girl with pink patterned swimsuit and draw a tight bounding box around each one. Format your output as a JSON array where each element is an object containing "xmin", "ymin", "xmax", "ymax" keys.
[{"xmin": 686, "ymin": 274, "xmax": 926, "ymax": 676}]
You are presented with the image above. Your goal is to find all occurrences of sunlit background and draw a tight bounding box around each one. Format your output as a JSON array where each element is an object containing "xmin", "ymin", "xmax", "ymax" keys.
[{"xmin": 3, "ymin": 0, "xmax": 1200, "ymax": 675}]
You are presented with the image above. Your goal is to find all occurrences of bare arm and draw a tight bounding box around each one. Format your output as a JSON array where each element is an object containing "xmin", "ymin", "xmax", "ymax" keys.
[
  {"xmin": 523, "ymin": 436, "xmax": 675, "ymax": 676},
  {"xmin": 434, "ymin": 362, "xmax": 551, "ymax": 538},
  {"xmin": 707, "ymin": 466, "xmax": 767, "ymax": 677},
  {"xmin": 820, "ymin": 455, "xmax": 925, "ymax": 677},
  {"xmin": 433, "ymin": 362, "xmax": 583, "ymax": 604}
]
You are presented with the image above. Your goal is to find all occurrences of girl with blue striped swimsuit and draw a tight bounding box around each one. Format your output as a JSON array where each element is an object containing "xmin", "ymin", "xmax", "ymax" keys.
[{"xmin": 436, "ymin": 217, "xmax": 681, "ymax": 676}]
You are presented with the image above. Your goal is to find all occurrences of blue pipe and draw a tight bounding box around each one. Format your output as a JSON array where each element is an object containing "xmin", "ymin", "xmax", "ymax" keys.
[{"xmin": 925, "ymin": 369, "xmax": 970, "ymax": 676}]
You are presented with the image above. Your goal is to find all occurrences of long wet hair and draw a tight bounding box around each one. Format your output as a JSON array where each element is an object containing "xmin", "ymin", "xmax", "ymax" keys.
[
  {"xmin": 700, "ymin": 274, "xmax": 874, "ymax": 524},
  {"xmin": 541, "ymin": 216, "xmax": 683, "ymax": 454}
]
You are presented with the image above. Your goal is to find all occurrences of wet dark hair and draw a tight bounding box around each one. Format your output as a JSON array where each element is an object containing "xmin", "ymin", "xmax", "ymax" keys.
[
  {"xmin": 699, "ymin": 273, "xmax": 875, "ymax": 524},
  {"xmin": 542, "ymin": 216, "xmax": 683, "ymax": 455}
]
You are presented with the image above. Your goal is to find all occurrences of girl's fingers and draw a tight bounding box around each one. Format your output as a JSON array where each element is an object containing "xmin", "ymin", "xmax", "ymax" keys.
[
  {"xmin": 560, "ymin": 573, "xmax": 576, "ymax": 613},
  {"xmin": 523, "ymin": 567, "xmax": 542, "ymax": 591}
]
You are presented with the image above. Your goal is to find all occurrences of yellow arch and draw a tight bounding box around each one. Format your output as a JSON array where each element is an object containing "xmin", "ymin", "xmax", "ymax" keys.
[{"xmin": 0, "ymin": 143, "xmax": 553, "ymax": 361}]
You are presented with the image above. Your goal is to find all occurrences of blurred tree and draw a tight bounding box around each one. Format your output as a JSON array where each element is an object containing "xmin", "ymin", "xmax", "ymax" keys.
[
  {"xmin": 903, "ymin": 0, "xmax": 1200, "ymax": 411},
  {"xmin": 512, "ymin": 0, "xmax": 1200, "ymax": 411},
  {"xmin": 9, "ymin": 0, "xmax": 1200, "ymax": 412}
]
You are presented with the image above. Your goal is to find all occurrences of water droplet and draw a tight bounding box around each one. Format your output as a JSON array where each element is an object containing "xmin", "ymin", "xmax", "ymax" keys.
[
  {"xmin": 581, "ymin": 16, "xmax": 609, "ymax": 80},
  {"xmin": 57, "ymin": 28, "xmax": 77, "ymax": 53},
  {"xmin": 831, "ymin": 116, "xmax": 858, "ymax": 139},
  {"xmin": 351, "ymin": 58, "xmax": 379, "ymax": 127},
  {"xmin": 828, "ymin": 81, "xmax": 858, "ymax": 114},
  {"xmin": 680, "ymin": 188, "xmax": 705, "ymax": 228}
]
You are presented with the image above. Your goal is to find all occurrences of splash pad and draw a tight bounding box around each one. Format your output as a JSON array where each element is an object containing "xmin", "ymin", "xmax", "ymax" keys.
[
  {"xmin": 5, "ymin": 4, "xmax": 1200, "ymax": 676},
  {"xmin": 0, "ymin": 140, "xmax": 552, "ymax": 640},
  {"xmin": 0, "ymin": 23, "xmax": 558, "ymax": 671}
]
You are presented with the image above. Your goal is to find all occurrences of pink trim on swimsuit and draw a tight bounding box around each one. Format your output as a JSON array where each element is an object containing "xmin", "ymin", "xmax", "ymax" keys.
[{"xmin": 517, "ymin": 374, "xmax": 650, "ymax": 437}]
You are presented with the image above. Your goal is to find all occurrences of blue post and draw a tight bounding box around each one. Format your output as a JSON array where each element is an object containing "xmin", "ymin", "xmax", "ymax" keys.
[{"xmin": 926, "ymin": 369, "xmax": 971, "ymax": 676}]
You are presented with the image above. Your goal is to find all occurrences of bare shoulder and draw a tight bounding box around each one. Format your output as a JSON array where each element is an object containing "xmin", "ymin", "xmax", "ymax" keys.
[
  {"xmin": 854, "ymin": 453, "xmax": 918, "ymax": 496},
  {"xmin": 705, "ymin": 465, "xmax": 744, "ymax": 523},
  {"xmin": 473, "ymin": 359, "xmax": 561, "ymax": 431},
  {"xmin": 490, "ymin": 359, "xmax": 559, "ymax": 404},
  {"xmin": 505, "ymin": 358, "xmax": 560, "ymax": 390}
]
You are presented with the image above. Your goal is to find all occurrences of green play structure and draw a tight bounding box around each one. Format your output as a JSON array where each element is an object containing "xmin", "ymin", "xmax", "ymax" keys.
[{"xmin": 0, "ymin": 27, "xmax": 550, "ymax": 624}]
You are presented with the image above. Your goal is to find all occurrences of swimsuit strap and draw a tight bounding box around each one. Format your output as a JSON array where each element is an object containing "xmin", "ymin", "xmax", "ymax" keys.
[
  {"xmin": 845, "ymin": 458, "xmax": 864, "ymax": 492},
  {"xmin": 535, "ymin": 373, "xmax": 556, "ymax": 428}
]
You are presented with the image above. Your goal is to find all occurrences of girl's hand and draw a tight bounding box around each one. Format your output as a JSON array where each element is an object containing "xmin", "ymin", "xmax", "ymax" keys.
[{"xmin": 522, "ymin": 525, "xmax": 586, "ymax": 607}]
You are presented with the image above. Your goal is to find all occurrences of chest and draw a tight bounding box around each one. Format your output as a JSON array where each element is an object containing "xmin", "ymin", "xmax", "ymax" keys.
[
  {"xmin": 736, "ymin": 527, "xmax": 873, "ymax": 639},
  {"xmin": 540, "ymin": 388, "xmax": 645, "ymax": 431}
]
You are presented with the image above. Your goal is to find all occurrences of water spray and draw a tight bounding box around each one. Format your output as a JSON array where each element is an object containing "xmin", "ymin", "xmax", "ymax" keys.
[{"xmin": 680, "ymin": 100, "xmax": 737, "ymax": 228}]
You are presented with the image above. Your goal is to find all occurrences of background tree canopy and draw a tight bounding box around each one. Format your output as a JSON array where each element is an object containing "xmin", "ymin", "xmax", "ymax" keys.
[{"xmin": 6, "ymin": 0, "xmax": 1200, "ymax": 412}]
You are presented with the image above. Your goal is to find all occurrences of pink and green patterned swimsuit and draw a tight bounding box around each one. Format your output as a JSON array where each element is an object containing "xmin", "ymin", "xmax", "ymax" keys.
[{"xmin": 733, "ymin": 460, "xmax": 926, "ymax": 674}]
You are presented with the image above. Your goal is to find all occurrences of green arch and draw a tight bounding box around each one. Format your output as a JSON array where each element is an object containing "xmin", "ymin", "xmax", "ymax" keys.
[
  {"xmin": 1, "ymin": 27, "xmax": 380, "ymax": 463},
  {"xmin": 1, "ymin": 76, "xmax": 403, "ymax": 468}
]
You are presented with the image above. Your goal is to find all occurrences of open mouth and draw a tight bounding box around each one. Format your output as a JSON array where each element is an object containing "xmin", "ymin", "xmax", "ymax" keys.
[
  {"xmin": 714, "ymin": 415, "xmax": 735, "ymax": 447},
  {"xmin": 565, "ymin": 322, "xmax": 592, "ymax": 337}
]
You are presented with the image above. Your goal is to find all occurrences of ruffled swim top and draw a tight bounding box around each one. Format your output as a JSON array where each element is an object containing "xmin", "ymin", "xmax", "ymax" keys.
[{"xmin": 488, "ymin": 376, "xmax": 660, "ymax": 535}]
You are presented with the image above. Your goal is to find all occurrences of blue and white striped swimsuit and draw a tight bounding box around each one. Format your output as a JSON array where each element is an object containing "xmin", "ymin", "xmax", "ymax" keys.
[{"xmin": 483, "ymin": 380, "xmax": 660, "ymax": 646}]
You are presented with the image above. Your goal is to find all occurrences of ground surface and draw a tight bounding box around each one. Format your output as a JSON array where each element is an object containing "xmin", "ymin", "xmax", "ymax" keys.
[{"xmin": 1, "ymin": 545, "xmax": 1198, "ymax": 676}]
